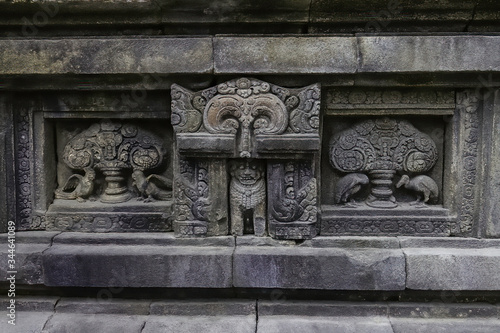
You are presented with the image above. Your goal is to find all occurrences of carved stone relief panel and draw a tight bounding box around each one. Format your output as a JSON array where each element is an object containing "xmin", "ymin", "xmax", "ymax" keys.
[
  {"xmin": 46, "ymin": 118, "xmax": 173, "ymax": 232},
  {"xmin": 171, "ymin": 78, "xmax": 321, "ymax": 239},
  {"xmin": 267, "ymin": 160, "xmax": 318, "ymax": 239},
  {"xmin": 173, "ymin": 158, "xmax": 228, "ymax": 237},
  {"xmin": 321, "ymin": 103, "xmax": 453, "ymax": 236},
  {"xmin": 329, "ymin": 117, "xmax": 438, "ymax": 208}
]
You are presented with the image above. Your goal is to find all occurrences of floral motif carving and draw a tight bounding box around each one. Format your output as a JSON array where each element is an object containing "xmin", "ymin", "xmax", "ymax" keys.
[
  {"xmin": 329, "ymin": 117, "xmax": 438, "ymax": 208},
  {"xmin": 174, "ymin": 158, "xmax": 211, "ymax": 223},
  {"xmin": 15, "ymin": 108, "xmax": 35, "ymax": 230},
  {"xmin": 457, "ymin": 90, "xmax": 479, "ymax": 234},
  {"xmin": 267, "ymin": 161, "xmax": 317, "ymax": 239},
  {"xmin": 171, "ymin": 78, "xmax": 321, "ymax": 158},
  {"xmin": 46, "ymin": 213, "xmax": 172, "ymax": 232},
  {"xmin": 58, "ymin": 119, "xmax": 168, "ymax": 203}
]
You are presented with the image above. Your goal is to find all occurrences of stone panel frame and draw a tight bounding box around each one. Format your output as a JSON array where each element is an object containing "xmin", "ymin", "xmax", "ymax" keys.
[
  {"xmin": 12, "ymin": 91, "xmax": 175, "ymax": 232},
  {"xmin": 320, "ymin": 88, "xmax": 482, "ymax": 237}
]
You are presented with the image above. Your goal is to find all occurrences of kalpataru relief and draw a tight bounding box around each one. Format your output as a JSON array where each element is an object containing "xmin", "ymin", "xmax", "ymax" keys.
[
  {"xmin": 329, "ymin": 117, "xmax": 438, "ymax": 208},
  {"xmin": 55, "ymin": 119, "xmax": 170, "ymax": 203},
  {"xmin": 171, "ymin": 78, "xmax": 320, "ymax": 239},
  {"xmin": 46, "ymin": 119, "xmax": 173, "ymax": 232},
  {"xmin": 322, "ymin": 116, "xmax": 452, "ymax": 236}
]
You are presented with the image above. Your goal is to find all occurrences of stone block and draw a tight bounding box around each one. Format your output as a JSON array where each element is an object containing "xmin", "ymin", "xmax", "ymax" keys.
[
  {"xmin": 233, "ymin": 236, "xmax": 405, "ymax": 290},
  {"xmin": 213, "ymin": 37, "xmax": 358, "ymax": 74},
  {"xmin": 401, "ymin": 238, "xmax": 500, "ymax": 290},
  {"xmin": 143, "ymin": 300, "xmax": 256, "ymax": 333},
  {"xmin": 161, "ymin": 0, "xmax": 310, "ymax": 24},
  {"xmin": 257, "ymin": 301, "xmax": 392, "ymax": 333},
  {"xmin": 358, "ymin": 36, "xmax": 500, "ymax": 73},
  {"xmin": 390, "ymin": 318, "xmax": 500, "ymax": 333},
  {"xmin": 143, "ymin": 316, "xmax": 256, "ymax": 333},
  {"xmin": 0, "ymin": 231, "xmax": 59, "ymax": 285},
  {"xmin": 42, "ymin": 233, "xmax": 234, "ymax": 288},
  {"xmin": 56, "ymin": 298, "xmax": 151, "ymax": 315},
  {"xmin": 0, "ymin": 37, "xmax": 213, "ymax": 75},
  {"xmin": 44, "ymin": 314, "xmax": 147, "ymax": 333},
  {"xmin": 0, "ymin": 296, "xmax": 58, "ymax": 333}
]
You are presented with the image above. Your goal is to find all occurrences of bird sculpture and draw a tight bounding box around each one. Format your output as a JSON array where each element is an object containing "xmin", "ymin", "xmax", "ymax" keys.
[
  {"xmin": 132, "ymin": 170, "xmax": 173, "ymax": 202},
  {"xmin": 396, "ymin": 174, "xmax": 438, "ymax": 207},
  {"xmin": 55, "ymin": 167, "xmax": 96, "ymax": 202},
  {"xmin": 334, "ymin": 173, "xmax": 369, "ymax": 207}
]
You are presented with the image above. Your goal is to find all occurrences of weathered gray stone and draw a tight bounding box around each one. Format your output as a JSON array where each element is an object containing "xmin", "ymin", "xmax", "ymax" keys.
[
  {"xmin": 258, "ymin": 316, "xmax": 393, "ymax": 333},
  {"xmin": 5, "ymin": 311, "xmax": 55, "ymax": 333},
  {"xmin": 402, "ymin": 238, "xmax": 500, "ymax": 290},
  {"xmin": 44, "ymin": 314, "xmax": 147, "ymax": 333},
  {"xmin": 42, "ymin": 233, "xmax": 234, "ymax": 287},
  {"xmin": 143, "ymin": 316, "xmax": 256, "ymax": 333},
  {"xmin": 213, "ymin": 37, "xmax": 358, "ymax": 74},
  {"xmin": 309, "ymin": 0, "xmax": 475, "ymax": 32},
  {"xmin": 233, "ymin": 236, "xmax": 405, "ymax": 290},
  {"xmin": 359, "ymin": 36, "xmax": 500, "ymax": 73},
  {"xmin": 150, "ymin": 300, "xmax": 255, "ymax": 316},
  {"xmin": 56, "ymin": 298, "xmax": 151, "ymax": 315},
  {"xmin": 390, "ymin": 318, "xmax": 500, "ymax": 333},
  {"xmin": 480, "ymin": 89, "xmax": 500, "ymax": 237},
  {"xmin": 0, "ymin": 297, "xmax": 58, "ymax": 333},
  {"xmin": 144, "ymin": 300, "xmax": 256, "ymax": 333},
  {"xmin": 0, "ymin": 38, "xmax": 213, "ymax": 75},
  {"xmin": 257, "ymin": 301, "xmax": 392, "ymax": 333},
  {"xmin": 0, "ymin": 231, "xmax": 59, "ymax": 285},
  {"xmin": 161, "ymin": 0, "xmax": 311, "ymax": 24}
]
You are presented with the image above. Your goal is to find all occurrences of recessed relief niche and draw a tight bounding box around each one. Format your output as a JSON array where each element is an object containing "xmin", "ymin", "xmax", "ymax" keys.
[
  {"xmin": 321, "ymin": 116, "xmax": 452, "ymax": 236},
  {"xmin": 46, "ymin": 119, "xmax": 174, "ymax": 232}
]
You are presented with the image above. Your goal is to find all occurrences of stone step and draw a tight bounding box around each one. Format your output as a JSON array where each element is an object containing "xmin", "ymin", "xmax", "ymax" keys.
[
  {"xmin": 5, "ymin": 231, "xmax": 500, "ymax": 290},
  {"xmin": 2, "ymin": 297, "xmax": 500, "ymax": 333}
]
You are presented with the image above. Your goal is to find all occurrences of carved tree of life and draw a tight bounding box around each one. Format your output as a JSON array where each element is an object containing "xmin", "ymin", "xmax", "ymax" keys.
[{"xmin": 329, "ymin": 118, "xmax": 438, "ymax": 208}]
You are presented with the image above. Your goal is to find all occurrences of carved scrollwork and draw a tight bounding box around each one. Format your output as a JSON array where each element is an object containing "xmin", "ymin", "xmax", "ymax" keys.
[
  {"xmin": 268, "ymin": 161, "xmax": 318, "ymax": 238},
  {"xmin": 171, "ymin": 78, "xmax": 321, "ymax": 158},
  {"xmin": 171, "ymin": 84, "xmax": 204, "ymax": 133},
  {"xmin": 204, "ymin": 94, "xmax": 288, "ymax": 157},
  {"xmin": 58, "ymin": 119, "xmax": 168, "ymax": 204},
  {"xmin": 330, "ymin": 117, "xmax": 438, "ymax": 208}
]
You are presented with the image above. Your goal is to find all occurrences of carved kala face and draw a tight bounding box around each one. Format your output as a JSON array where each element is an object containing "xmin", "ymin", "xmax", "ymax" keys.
[{"xmin": 230, "ymin": 160, "xmax": 263, "ymax": 185}]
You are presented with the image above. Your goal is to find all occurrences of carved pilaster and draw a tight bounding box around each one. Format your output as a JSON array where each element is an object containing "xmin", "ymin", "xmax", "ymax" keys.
[{"xmin": 267, "ymin": 160, "xmax": 318, "ymax": 239}]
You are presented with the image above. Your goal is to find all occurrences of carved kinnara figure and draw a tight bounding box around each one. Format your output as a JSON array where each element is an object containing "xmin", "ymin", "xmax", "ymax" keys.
[
  {"xmin": 229, "ymin": 159, "xmax": 266, "ymax": 236},
  {"xmin": 132, "ymin": 170, "xmax": 173, "ymax": 202},
  {"xmin": 55, "ymin": 167, "xmax": 96, "ymax": 202}
]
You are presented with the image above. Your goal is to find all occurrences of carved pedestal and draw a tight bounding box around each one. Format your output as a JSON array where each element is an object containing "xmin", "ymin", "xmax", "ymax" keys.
[{"xmin": 171, "ymin": 78, "xmax": 321, "ymax": 239}]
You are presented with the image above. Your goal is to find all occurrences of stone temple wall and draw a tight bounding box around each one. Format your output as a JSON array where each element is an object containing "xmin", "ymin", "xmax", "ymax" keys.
[{"xmin": 1, "ymin": 1, "xmax": 500, "ymax": 332}]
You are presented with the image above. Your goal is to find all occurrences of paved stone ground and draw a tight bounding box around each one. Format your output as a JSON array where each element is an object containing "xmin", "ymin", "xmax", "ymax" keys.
[{"xmin": 1, "ymin": 297, "xmax": 500, "ymax": 333}]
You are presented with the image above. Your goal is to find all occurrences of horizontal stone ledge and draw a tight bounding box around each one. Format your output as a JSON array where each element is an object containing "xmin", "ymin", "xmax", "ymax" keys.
[
  {"xmin": 233, "ymin": 236, "xmax": 406, "ymax": 290},
  {"xmin": 7, "ymin": 232, "xmax": 500, "ymax": 290},
  {"xmin": 0, "ymin": 37, "xmax": 214, "ymax": 75},
  {"xmin": 1, "ymin": 35, "xmax": 500, "ymax": 76},
  {"xmin": 42, "ymin": 233, "xmax": 235, "ymax": 288}
]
